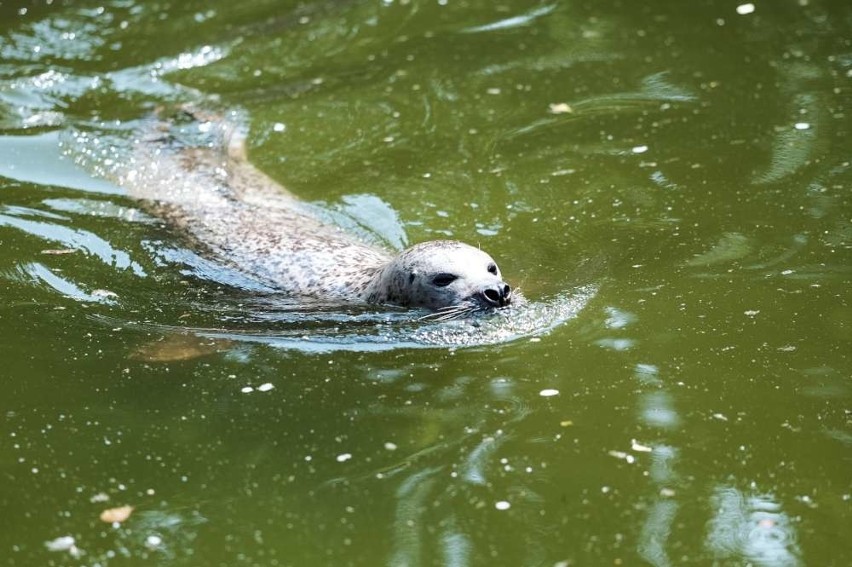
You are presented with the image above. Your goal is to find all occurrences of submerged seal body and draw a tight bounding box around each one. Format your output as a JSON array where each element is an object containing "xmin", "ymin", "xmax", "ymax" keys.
[{"xmin": 119, "ymin": 110, "xmax": 514, "ymax": 316}]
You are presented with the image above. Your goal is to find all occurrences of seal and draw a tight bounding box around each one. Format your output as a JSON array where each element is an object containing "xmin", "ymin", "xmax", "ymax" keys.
[{"xmin": 118, "ymin": 109, "xmax": 514, "ymax": 317}]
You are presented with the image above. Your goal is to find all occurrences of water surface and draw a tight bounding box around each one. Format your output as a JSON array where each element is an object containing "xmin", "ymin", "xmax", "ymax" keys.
[{"xmin": 1, "ymin": 1, "xmax": 850, "ymax": 565}]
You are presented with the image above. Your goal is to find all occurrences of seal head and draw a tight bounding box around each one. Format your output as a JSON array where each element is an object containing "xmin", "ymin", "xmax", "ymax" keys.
[{"xmin": 366, "ymin": 240, "xmax": 513, "ymax": 317}]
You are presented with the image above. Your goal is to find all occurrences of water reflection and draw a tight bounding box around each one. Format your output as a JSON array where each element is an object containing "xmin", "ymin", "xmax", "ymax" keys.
[
  {"xmin": 0, "ymin": 0, "xmax": 849, "ymax": 564},
  {"xmin": 389, "ymin": 466, "xmax": 440, "ymax": 566},
  {"xmin": 752, "ymin": 60, "xmax": 829, "ymax": 186},
  {"xmin": 632, "ymin": 360, "xmax": 681, "ymax": 566},
  {"xmin": 0, "ymin": 133, "xmax": 122, "ymax": 193},
  {"xmin": 0, "ymin": 205, "xmax": 146, "ymax": 275},
  {"xmin": 12, "ymin": 262, "xmax": 118, "ymax": 304},
  {"xmin": 632, "ymin": 363, "xmax": 802, "ymax": 566},
  {"xmin": 375, "ymin": 387, "xmax": 548, "ymax": 567},
  {"xmin": 707, "ymin": 487, "xmax": 800, "ymax": 566},
  {"xmin": 461, "ymin": 4, "xmax": 556, "ymax": 34}
]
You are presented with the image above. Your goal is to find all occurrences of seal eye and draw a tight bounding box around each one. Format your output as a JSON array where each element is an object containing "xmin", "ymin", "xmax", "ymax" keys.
[
  {"xmin": 431, "ymin": 273, "xmax": 458, "ymax": 287},
  {"xmin": 487, "ymin": 263, "xmax": 498, "ymax": 275}
]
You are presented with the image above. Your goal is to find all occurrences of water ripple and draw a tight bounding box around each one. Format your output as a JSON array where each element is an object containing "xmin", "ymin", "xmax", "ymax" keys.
[
  {"xmin": 0, "ymin": 206, "xmax": 146, "ymax": 276},
  {"xmin": 89, "ymin": 285, "xmax": 597, "ymax": 353}
]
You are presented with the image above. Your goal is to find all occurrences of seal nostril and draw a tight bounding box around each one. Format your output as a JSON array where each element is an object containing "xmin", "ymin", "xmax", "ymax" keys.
[
  {"xmin": 483, "ymin": 288, "xmax": 501, "ymax": 306},
  {"xmin": 502, "ymin": 284, "xmax": 511, "ymax": 298}
]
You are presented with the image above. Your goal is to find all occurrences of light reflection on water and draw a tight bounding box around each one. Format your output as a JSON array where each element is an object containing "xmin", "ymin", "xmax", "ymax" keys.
[
  {"xmin": 632, "ymin": 363, "xmax": 801, "ymax": 567},
  {"xmin": 707, "ymin": 488, "xmax": 801, "ymax": 567},
  {"xmin": 0, "ymin": 206, "xmax": 146, "ymax": 276}
]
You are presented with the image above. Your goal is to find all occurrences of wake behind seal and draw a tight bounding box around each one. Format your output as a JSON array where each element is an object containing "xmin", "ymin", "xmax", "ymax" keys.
[{"xmin": 119, "ymin": 108, "xmax": 516, "ymax": 318}]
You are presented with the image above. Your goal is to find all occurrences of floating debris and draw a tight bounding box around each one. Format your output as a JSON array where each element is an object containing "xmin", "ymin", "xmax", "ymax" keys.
[
  {"xmin": 44, "ymin": 536, "xmax": 82, "ymax": 558},
  {"xmin": 99, "ymin": 505, "xmax": 134, "ymax": 524},
  {"xmin": 736, "ymin": 3, "xmax": 755, "ymax": 15},
  {"xmin": 548, "ymin": 102, "xmax": 573, "ymax": 114},
  {"xmin": 608, "ymin": 450, "xmax": 636, "ymax": 464},
  {"xmin": 631, "ymin": 440, "xmax": 653, "ymax": 453},
  {"xmin": 145, "ymin": 534, "xmax": 163, "ymax": 549}
]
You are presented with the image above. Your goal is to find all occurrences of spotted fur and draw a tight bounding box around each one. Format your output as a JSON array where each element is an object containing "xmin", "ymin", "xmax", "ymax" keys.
[{"xmin": 121, "ymin": 111, "xmax": 514, "ymax": 313}]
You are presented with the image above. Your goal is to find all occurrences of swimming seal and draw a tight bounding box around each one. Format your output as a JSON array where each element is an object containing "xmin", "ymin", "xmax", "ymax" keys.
[{"xmin": 118, "ymin": 109, "xmax": 514, "ymax": 317}]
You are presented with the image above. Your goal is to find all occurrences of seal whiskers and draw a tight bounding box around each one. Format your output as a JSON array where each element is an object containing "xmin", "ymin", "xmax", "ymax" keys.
[{"xmin": 418, "ymin": 303, "xmax": 480, "ymax": 322}]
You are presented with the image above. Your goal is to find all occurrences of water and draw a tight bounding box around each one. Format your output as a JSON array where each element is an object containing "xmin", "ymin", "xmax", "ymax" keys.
[{"xmin": 1, "ymin": 0, "xmax": 850, "ymax": 565}]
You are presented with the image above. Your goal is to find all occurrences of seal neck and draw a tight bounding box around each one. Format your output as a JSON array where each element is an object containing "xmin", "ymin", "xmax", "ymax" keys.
[{"xmin": 361, "ymin": 261, "xmax": 400, "ymax": 305}]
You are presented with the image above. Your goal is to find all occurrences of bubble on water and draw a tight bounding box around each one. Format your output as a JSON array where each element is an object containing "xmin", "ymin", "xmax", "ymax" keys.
[
  {"xmin": 45, "ymin": 536, "xmax": 80, "ymax": 557},
  {"xmin": 145, "ymin": 535, "xmax": 163, "ymax": 549}
]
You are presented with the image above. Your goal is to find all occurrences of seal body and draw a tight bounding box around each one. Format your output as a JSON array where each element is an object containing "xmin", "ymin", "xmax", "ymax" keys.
[{"xmin": 120, "ymin": 111, "xmax": 513, "ymax": 314}]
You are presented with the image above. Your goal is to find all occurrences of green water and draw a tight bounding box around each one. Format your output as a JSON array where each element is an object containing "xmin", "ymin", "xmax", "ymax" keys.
[{"xmin": 1, "ymin": 0, "xmax": 850, "ymax": 565}]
